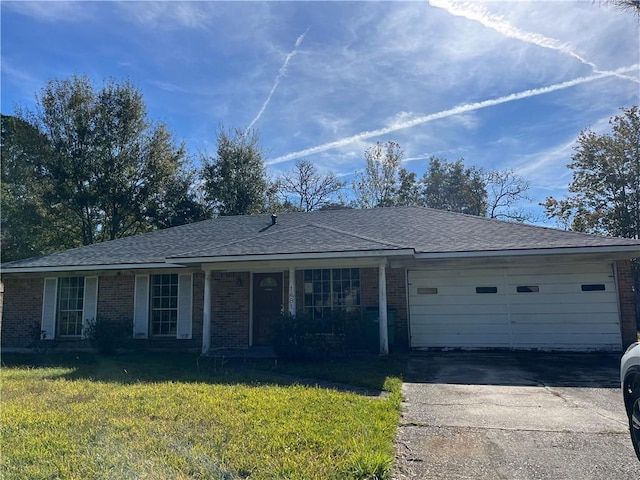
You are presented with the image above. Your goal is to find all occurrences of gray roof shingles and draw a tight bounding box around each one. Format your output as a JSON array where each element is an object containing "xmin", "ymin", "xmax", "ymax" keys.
[{"xmin": 3, "ymin": 207, "xmax": 640, "ymax": 270}]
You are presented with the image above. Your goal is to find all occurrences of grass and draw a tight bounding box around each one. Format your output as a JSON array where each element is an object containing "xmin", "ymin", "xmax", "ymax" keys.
[{"xmin": 1, "ymin": 352, "xmax": 406, "ymax": 479}]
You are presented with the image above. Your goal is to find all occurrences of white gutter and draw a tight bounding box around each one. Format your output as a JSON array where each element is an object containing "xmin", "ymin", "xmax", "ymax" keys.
[
  {"xmin": 414, "ymin": 245, "xmax": 640, "ymax": 259},
  {"xmin": 168, "ymin": 248, "xmax": 416, "ymax": 264},
  {"xmin": 1, "ymin": 263, "xmax": 186, "ymax": 274}
]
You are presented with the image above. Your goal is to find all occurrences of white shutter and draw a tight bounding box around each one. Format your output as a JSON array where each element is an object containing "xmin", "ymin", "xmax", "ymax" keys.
[
  {"xmin": 133, "ymin": 275, "xmax": 149, "ymax": 339},
  {"xmin": 41, "ymin": 278, "xmax": 58, "ymax": 340},
  {"xmin": 176, "ymin": 274, "xmax": 193, "ymax": 339},
  {"xmin": 82, "ymin": 277, "xmax": 99, "ymax": 338}
]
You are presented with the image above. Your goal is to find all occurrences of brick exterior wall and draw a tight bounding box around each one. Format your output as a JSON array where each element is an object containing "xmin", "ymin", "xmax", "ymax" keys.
[
  {"xmin": 3, "ymin": 260, "xmax": 633, "ymax": 352},
  {"xmin": 617, "ymin": 259, "xmax": 638, "ymax": 348},
  {"xmin": 97, "ymin": 275, "xmax": 134, "ymax": 323},
  {"xmin": 0, "ymin": 272, "xmax": 205, "ymax": 352},
  {"xmin": 210, "ymin": 272, "xmax": 250, "ymax": 349},
  {"xmin": 360, "ymin": 267, "xmax": 409, "ymax": 351},
  {"xmin": 1, "ymin": 277, "xmax": 44, "ymax": 348}
]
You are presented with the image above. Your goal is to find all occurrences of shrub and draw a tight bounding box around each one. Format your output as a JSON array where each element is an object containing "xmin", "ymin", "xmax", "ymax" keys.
[
  {"xmin": 271, "ymin": 310, "xmax": 367, "ymax": 361},
  {"xmin": 84, "ymin": 317, "xmax": 132, "ymax": 353}
]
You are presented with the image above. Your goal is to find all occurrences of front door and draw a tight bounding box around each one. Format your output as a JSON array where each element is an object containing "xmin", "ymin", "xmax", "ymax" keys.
[{"xmin": 252, "ymin": 272, "xmax": 283, "ymax": 346}]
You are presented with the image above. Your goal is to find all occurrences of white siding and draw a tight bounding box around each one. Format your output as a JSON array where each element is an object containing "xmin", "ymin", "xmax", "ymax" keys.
[
  {"xmin": 133, "ymin": 275, "xmax": 149, "ymax": 339},
  {"xmin": 41, "ymin": 278, "xmax": 58, "ymax": 340},
  {"xmin": 408, "ymin": 263, "xmax": 622, "ymax": 351},
  {"xmin": 82, "ymin": 277, "xmax": 99, "ymax": 338},
  {"xmin": 176, "ymin": 274, "xmax": 193, "ymax": 340}
]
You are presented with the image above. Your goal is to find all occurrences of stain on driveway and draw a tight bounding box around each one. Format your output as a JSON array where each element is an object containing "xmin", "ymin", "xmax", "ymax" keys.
[{"xmin": 394, "ymin": 352, "xmax": 639, "ymax": 479}]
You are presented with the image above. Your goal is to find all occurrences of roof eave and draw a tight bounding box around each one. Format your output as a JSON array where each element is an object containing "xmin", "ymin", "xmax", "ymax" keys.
[
  {"xmin": 1, "ymin": 262, "xmax": 186, "ymax": 274},
  {"xmin": 168, "ymin": 249, "xmax": 416, "ymax": 264},
  {"xmin": 414, "ymin": 245, "xmax": 640, "ymax": 259}
]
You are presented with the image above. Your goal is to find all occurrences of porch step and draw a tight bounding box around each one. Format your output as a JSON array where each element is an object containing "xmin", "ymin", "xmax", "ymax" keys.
[{"xmin": 205, "ymin": 346, "xmax": 277, "ymax": 359}]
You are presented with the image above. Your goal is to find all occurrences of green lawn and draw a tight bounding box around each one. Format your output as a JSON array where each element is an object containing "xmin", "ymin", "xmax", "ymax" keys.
[{"xmin": 1, "ymin": 352, "xmax": 406, "ymax": 480}]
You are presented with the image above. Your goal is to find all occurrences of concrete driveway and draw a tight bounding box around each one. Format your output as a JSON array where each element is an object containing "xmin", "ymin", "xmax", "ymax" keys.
[{"xmin": 394, "ymin": 352, "xmax": 639, "ymax": 479}]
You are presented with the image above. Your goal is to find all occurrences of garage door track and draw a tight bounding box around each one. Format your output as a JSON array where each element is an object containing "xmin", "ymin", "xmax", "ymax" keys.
[{"xmin": 394, "ymin": 352, "xmax": 639, "ymax": 479}]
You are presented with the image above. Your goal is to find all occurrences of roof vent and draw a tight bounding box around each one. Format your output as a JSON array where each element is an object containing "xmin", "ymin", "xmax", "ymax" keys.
[{"xmin": 271, "ymin": 213, "xmax": 277, "ymax": 226}]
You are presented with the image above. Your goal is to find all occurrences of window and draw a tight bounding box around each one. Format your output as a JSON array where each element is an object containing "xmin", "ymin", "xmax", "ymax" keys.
[
  {"xmin": 57, "ymin": 277, "xmax": 85, "ymax": 337},
  {"xmin": 517, "ymin": 286, "xmax": 540, "ymax": 293},
  {"xmin": 303, "ymin": 268, "xmax": 360, "ymax": 319},
  {"xmin": 476, "ymin": 286, "xmax": 498, "ymax": 294},
  {"xmin": 581, "ymin": 284, "xmax": 605, "ymax": 292},
  {"xmin": 150, "ymin": 274, "xmax": 178, "ymax": 336}
]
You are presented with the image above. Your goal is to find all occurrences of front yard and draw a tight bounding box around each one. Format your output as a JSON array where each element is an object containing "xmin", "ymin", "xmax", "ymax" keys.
[{"xmin": 1, "ymin": 352, "xmax": 406, "ymax": 479}]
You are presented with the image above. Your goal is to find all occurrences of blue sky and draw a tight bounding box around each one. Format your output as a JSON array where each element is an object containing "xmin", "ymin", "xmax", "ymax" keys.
[{"xmin": 2, "ymin": 1, "xmax": 638, "ymax": 223}]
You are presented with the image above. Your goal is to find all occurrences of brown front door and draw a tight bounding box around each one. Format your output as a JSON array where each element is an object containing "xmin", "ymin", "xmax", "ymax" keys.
[{"xmin": 252, "ymin": 273, "xmax": 283, "ymax": 346}]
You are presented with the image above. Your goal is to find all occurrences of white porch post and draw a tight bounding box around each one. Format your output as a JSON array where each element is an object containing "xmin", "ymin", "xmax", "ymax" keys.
[
  {"xmin": 378, "ymin": 261, "xmax": 389, "ymax": 355},
  {"xmin": 202, "ymin": 270, "xmax": 212, "ymax": 355},
  {"xmin": 288, "ymin": 267, "xmax": 296, "ymax": 317}
]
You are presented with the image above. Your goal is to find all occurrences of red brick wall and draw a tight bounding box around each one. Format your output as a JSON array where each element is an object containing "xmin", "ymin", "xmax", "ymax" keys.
[
  {"xmin": 210, "ymin": 272, "xmax": 250, "ymax": 349},
  {"xmin": 617, "ymin": 259, "xmax": 637, "ymax": 348},
  {"xmin": 0, "ymin": 277, "xmax": 44, "ymax": 348},
  {"xmin": 1, "ymin": 272, "xmax": 205, "ymax": 352},
  {"xmin": 361, "ymin": 267, "xmax": 409, "ymax": 351},
  {"xmin": 97, "ymin": 275, "xmax": 134, "ymax": 323}
]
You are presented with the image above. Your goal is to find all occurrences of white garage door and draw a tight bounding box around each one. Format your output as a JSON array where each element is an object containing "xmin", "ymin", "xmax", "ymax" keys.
[{"xmin": 408, "ymin": 263, "xmax": 622, "ymax": 351}]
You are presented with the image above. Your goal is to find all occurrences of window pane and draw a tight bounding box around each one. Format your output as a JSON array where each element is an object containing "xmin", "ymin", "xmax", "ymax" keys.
[
  {"xmin": 57, "ymin": 277, "xmax": 85, "ymax": 337},
  {"xmin": 150, "ymin": 274, "xmax": 178, "ymax": 336}
]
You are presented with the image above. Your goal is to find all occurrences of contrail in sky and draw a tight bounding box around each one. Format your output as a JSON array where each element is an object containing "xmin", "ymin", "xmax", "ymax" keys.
[
  {"xmin": 266, "ymin": 64, "xmax": 639, "ymax": 165},
  {"xmin": 429, "ymin": 0, "xmax": 639, "ymax": 84},
  {"xmin": 246, "ymin": 27, "xmax": 309, "ymax": 132}
]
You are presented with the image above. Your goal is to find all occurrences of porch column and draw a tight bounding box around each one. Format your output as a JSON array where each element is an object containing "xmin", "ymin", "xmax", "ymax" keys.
[
  {"xmin": 202, "ymin": 270, "xmax": 212, "ymax": 355},
  {"xmin": 288, "ymin": 267, "xmax": 297, "ymax": 316},
  {"xmin": 378, "ymin": 261, "xmax": 389, "ymax": 355}
]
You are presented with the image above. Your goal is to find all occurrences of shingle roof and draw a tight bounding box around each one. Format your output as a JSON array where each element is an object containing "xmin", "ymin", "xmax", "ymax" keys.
[{"xmin": 3, "ymin": 207, "xmax": 640, "ymax": 271}]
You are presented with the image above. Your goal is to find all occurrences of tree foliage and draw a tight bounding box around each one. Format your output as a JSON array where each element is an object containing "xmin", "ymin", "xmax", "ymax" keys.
[
  {"xmin": 421, "ymin": 157, "xmax": 487, "ymax": 216},
  {"xmin": 276, "ymin": 159, "xmax": 344, "ymax": 212},
  {"xmin": 1, "ymin": 114, "xmax": 69, "ymax": 261},
  {"xmin": 543, "ymin": 105, "xmax": 639, "ymax": 238},
  {"xmin": 202, "ymin": 128, "xmax": 269, "ymax": 216},
  {"xmin": 352, "ymin": 141, "xmax": 403, "ymax": 208},
  {"xmin": 1, "ymin": 75, "xmax": 206, "ymax": 262}
]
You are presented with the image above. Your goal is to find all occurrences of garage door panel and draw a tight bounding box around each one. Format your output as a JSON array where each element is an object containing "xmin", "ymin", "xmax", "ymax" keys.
[
  {"xmin": 408, "ymin": 264, "xmax": 621, "ymax": 351},
  {"xmin": 410, "ymin": 299, "xmax": 508, "ymax": 312},
  {"xmin": 510, "ymin": 312, "xmax": 619, "ymax": 324},
  {"xmin": 511, "ymin": 322, "xmax": 621, "ymax": 335},
  {"xmin": 510, "ymin": 334, "xmax": 621, "ymax": 350},
  {"xmin": 508, "ymin": 292, "xmax": 618, "ymax": 305},
  {"xmin": 509, "ymin": 302, "xmax": 618, "ymax": 315},
  {"xmin": 415, "ymin": 333, "xmax": 511, "ymax": 348},
  {"xmin": 506, "ymin": 283, "xmax": 615, "ymax": 296},
  {"xmin": 411, "ymin": 315, "xmax": 509, "ymax": 327},
  {"xmin": 411, "ymin": 322, "xmax": 511, "ymax": 335}
]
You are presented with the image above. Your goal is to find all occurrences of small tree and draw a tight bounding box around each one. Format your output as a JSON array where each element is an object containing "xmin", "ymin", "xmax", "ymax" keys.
[
  {"xmin": 277, "ymin": 159, "xmax": 344, "ymax": 211},
  {"xmin": 202, "ymin": 127, "xmax": 269, "ymax": 216},
  {"xmin": 352, "ymin": 141, "xmax": 403, "ymax": 208},
  {"xmin": 485, "ymin": 169, "xmax": 533, "ymax": 222},
  {"xmin": 421, "ymin": 157, "xmax": 487, "ymax": 216},
  {"xmin": 543, "ymin": 106, "xmax": 640, "ymax": 238}
]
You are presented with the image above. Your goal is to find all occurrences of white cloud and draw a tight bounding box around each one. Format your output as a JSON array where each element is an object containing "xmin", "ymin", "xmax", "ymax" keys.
[
  {"xmin": 247, "ymin": 27, "xmax": 310, "ymax": 131},
  {"xmin": 266, "ymin": 64, "xmax": 638, "ymax": 166},
  {"xmin": 2, "ymin": 1, "xmax": 94, "ymax": 22}
]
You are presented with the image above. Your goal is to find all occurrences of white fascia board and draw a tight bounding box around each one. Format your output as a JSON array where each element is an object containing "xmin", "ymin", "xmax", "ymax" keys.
[
  {"xmin": 169, "ymin": 249, "xmax": 416, "ymax": 265},
  {"xmin": 1, "ymin": 262, "xmax": 186, "ymax": 274},
  {"xmin": 414, "ymin": 245, "xmax": 640, "ymax": 260}
]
